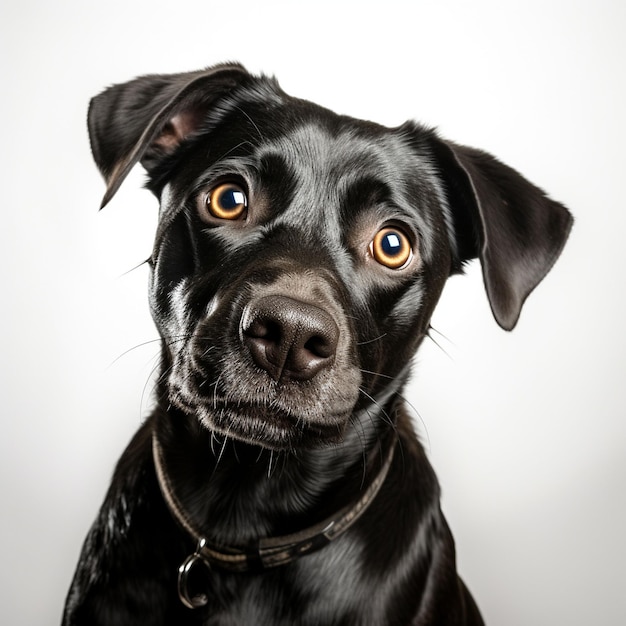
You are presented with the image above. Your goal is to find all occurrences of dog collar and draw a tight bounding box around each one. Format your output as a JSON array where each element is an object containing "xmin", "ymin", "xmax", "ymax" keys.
[{"xmin": 152, "ymin": 430, "xmax": 396, "ymax": 609}]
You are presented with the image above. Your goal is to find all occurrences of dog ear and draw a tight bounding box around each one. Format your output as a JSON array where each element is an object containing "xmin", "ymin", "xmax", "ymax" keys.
[
  {"xmin": 430, "ymin": 137, "xmax": 573, "ymax": 330},
  {"xmin": 88, "ymin": 63, "xmax": 250, "ymax": 208}
]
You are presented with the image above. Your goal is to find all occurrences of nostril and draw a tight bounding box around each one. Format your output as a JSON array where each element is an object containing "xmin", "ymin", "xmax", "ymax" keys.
[
  {"xmin": 304, "ymin": 334, "xmax": 334, "ymax": 360},
  {"xmin": 245, "ymin": 317, "xmax": 281, "ymax": 344}
]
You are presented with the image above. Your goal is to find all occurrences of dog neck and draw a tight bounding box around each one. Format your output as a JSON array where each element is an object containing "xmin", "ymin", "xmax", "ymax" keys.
[
  {"xmin": 152, "ymin": 410, "xmax": 397, "ymax": 608},
  {"xmin": 153, "ymin": 405, "xmax": 398, "ymax": 536},
  {"xmin": 152, "ymin": 427, "xmax": 396, "ymax": 561}
]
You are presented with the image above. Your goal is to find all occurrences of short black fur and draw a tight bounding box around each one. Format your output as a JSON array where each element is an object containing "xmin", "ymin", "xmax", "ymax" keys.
[{"xmin": 63, "ymin": 63, "xmax": 572, "ymax": 625}]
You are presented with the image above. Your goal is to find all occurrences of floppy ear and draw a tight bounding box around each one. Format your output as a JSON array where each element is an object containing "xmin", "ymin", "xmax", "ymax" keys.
[
  {"xmin": 87, "ymin": 63, "xmax": 250, "ymax": 208},
  {"xmin": 430, "ymin": 137, "xmax": 573, "ymax": 330}
]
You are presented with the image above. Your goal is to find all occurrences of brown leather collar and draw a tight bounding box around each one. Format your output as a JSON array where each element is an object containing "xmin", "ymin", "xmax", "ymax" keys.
[{"xmin": 152, "ymin": 431, "xmax": 396, "ymax": 609}]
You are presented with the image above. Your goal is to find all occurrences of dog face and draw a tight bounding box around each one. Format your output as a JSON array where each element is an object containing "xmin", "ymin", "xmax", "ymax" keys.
[
  {"xmin": 88, "ymin": 64, "xmax": 572, "ymax": 450},
  {"xmin": 149, "ymin": 109, "xmax": 453, "ymax": 450}
]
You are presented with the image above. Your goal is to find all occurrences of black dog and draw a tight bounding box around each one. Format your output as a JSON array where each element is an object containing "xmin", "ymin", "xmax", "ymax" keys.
[{"xmin": 63, "ymin": 63, "xmax": 572, "ymax": 625}]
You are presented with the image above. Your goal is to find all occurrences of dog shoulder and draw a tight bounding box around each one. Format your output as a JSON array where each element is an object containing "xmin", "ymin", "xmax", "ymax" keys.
[{"xmin": 62, "ymin": 418, "xmax": 186, "ymax": 624}]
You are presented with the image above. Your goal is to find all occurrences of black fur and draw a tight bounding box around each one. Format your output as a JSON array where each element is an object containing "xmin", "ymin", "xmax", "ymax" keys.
[{"xmin": 63, "ymin": 63, "xmax": 572, "ymax": 625}]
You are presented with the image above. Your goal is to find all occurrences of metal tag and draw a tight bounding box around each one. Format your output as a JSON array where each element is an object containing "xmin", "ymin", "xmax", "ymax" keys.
[{"xmin": 177, "ymin": 540, "xmax": 212, "ymax": 609}]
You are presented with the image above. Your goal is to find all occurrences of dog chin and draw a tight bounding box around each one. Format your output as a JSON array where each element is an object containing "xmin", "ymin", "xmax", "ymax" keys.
[{"xmin": 181, "ymin": 399, "xmax": 350, "ymax": 451}]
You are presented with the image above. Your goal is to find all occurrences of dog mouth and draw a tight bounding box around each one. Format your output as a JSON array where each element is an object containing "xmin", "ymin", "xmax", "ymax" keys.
[
  {"xmin": 214, "ymin": 403, "xmax": 348, "ymax": 449},
  {"xmin": 170, "ymin": 389, "xmax": 352, "ymax": 450},
  {"xmin": 168, "ymin": 352, "xmax": 360, "ymax": 450}
]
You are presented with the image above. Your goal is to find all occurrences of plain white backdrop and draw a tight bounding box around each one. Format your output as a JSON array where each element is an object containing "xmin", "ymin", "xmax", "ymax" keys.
[{"xmin": 1, "ymin": 0, "xmax": 624, "ymax": 624}]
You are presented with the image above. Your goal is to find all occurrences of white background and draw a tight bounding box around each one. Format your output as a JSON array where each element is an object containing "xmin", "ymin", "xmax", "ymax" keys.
[{"xmin": 1, "ymin": 1, "xmax": 625, "ymax": 624}]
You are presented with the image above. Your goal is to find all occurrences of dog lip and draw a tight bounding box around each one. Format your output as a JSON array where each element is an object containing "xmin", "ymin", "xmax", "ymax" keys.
[
  {"xmin": 201, "ymin": 400, "xmax": 350, "ymax": 449},
  {"xmin": 211, "ymin": 399, "xmax": 348, "ymax": 428}
]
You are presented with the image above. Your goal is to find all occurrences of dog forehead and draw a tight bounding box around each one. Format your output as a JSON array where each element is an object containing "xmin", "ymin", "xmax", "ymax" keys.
[
  {"xmin": 249, "ymin": 120, "xmax": 448, "ymax": 256},
  {"xmin": 254, "ymin": 121, "xmax": 420, "ymax": 185},
  {"xmin": 252, "ymin": 121, "xmax": 434, "ymax": 226}
]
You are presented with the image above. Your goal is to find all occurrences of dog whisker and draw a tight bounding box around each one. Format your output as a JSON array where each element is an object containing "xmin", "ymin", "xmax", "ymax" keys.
[
  {"xmin": 216, "ymin": 432, "xmax": 229, "ymax": 467},
  {"xmin": 139, "ymin": 355, "xmax": 163, "ymax": 419},
  {"xmin": 348, "ymin": 411, "xmax": 371, "ymax": 489},
  {"xmin": 215, "ymin": 140, "xmax": 256, "ymax": 162},
  {"xmin": 358, "ymin": 388, "xmax": 397, "ymax": 432},
  {"xmin": 426, "ymin": 325, "xmax": 455, "ymax": 360},
  {"xmin": 199, "ymin": 344, "xmax": 216, "ymax": 360},
  {"xmin": 359, "ymin": 368, "xmax": 396, "ymax": 381},
  {"xmin": 267, "ymin": 450, "xmax": 275, "ymax": 478},
  {"xmin": 119, "ymin": 257, "xmax": 152, "ymax": 277},
  {"xmin": 254, "ymin": 446, "xmax": 265, "ymax": 464},
  {"xmin": 233, "ymin": 105, "xmax": 266, "ymax": 143},
  {"xmin": 394, "ymin": 391, "xmax": 431, "ymax": 454},
  {"xmin": 109, "ymin": 334, "xmax": 194, "ymax": 372},
  {"xmin": 106, "ymin": 338, "xmax": 162, "ymax": 369},
  {"xmin": 211, "ymin": 376, "xmax": 222, "ymax": 411},
  {"xmin": 209, "ymin": 431, "xmax": 220, "ymax": 457},
  {"xmin": 356, "ymin": 333, "xmax": 387, "ymax": 346}
]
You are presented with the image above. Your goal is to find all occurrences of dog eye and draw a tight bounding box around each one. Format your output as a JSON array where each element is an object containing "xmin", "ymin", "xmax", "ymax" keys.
[
  {"xmin": 205, "ymin": 183, "xmax": 248, "ymax": 220},
  {"xmin": 370, "ymin": 227, "xmax": 414, "ymax": 269}
]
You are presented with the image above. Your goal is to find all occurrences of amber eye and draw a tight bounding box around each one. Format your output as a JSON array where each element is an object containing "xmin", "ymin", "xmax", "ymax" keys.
[
  {"xmin": 205, "ymin": 183, "xmax": 248, "ymax": 220},
  {"xmin": 370, "ymin": 227, "xmax": 413, "ymax": 269}
]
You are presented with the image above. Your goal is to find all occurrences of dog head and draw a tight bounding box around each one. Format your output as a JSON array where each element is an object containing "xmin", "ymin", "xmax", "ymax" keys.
[{"xmin": 88, "ymin": 63, "xmax": 572, "ymax": 450}]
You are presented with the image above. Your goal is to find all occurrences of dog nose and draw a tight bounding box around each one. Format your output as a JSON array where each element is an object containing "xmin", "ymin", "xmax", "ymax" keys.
[{"xmin": 241, "ymin": 295, "xmax": 339, "ymax": 382}]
